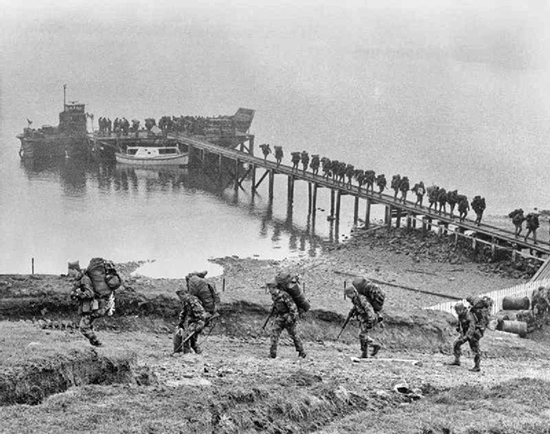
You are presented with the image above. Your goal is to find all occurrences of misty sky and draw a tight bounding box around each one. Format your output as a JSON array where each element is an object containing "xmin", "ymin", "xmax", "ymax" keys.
[{"xmin": 1, "ymin": 0, "xmax": 549, "ymax": 124}]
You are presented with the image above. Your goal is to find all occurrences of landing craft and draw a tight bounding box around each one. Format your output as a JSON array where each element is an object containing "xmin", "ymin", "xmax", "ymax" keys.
[{"xmin": 17, "ymin": 85, "xmax": 90, "ymax": 159}]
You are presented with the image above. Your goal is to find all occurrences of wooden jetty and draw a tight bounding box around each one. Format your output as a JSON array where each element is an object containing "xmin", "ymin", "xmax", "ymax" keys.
[{"xmin": 88, "ymin": 130, "xmax": 550, "ymax": 262}]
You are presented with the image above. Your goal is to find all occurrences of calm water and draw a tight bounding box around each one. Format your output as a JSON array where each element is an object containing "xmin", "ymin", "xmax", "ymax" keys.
[{"xmin": 2, "ymin": 5, "xmax": 550, "ymax": 277}]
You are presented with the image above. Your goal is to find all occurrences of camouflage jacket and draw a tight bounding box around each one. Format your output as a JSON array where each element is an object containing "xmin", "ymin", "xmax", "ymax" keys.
[
  {"xmin": 178, "ymin": 294, "xmax": 207, "ymax": 326},
  {"xmin": 349, "ymin": 294, "xmax": 376, "ymax": 326},
  {"xmin": 457, "ymin": 309, "xmax": 478, "ymax": 340},
  {"xmin": 271, "ymin": 291, "xmax": 298, "ymax": 320}
]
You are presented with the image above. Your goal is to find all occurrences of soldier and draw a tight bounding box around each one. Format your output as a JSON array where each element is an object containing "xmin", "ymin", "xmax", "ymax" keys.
[
  {"xmin": 267, "ymin": 283, "xmax": 306, "ymax": 359},
  {"xmin": 310, "ymin": 154, "xmax": 320, "ymax": 176},
  {"xmin": 355, "ymin": 169, "xmax": 366, "ymax": 191},
  {"xmin": 509, "ymin": 209, "xmax": 525, "ymax": 237},
  {"xmin": 399, "ymin": 176, "xmax": 410, "ymax": 202},
  {"xmin": 173, "ymin": 291, "xmax": 208, "ymax": 355},
  {"xmin": 364, "ymin": 170, "xmax": 376, "ymax": 194},
  {"xmin": 260, "ymin": 143, "xmax": 272, "ymax": 162},
  {"xmin": 427, "ymin": 185, "xmax": 439, "ymax": 212},
  {"xmin": 70, "ymin": 261, "xmax": 120, "ymax": 347},
  {"xmin": 274, "ymin": 146, "xmax": 284, "ymax": 167},
  {"xmin": 457, "ymin": 195, "xmax": 469, "ymax": 223},
  {"xmin": 391, "ymin": 174, "xmax": 401, "ymax": 199},
  {"xmin": 301, "ymin": 151, "xmax": 310, "ymax": 174},
  {"xmin": 471, "ymin": 196, "xmax": 486, "ymax": 226},
  {"xmin": 437, "ymin": 188, "xmax": 447, "ymax": 215},
  {"xmin": 291, "ymin": 152, "xmax": 301, "ymax": 172},
  {"xmin": 71, "ymin": 270, "xmax": 104, "ymax": 347},
  {"xmin": 447, "ymin": 190, "xmax": 459, "ymax": 217},
  {"xmin": 345, "ymin": 164, "xmax": 355, "ymax": 188},
  {"xmin": 448, "ymin": 302, "xmax": 483, "ymax": 372},
  {"xmin": 411, "ymin": 181, "xmax": 425, "ymax": 207},
  {"xmin": 376, "ymin": 174, "xmax": 387, "ymax": 195},
  {"xmin": 524, "ymin": 212, "xmax": 540, "ymax": 244},
  {"xmin": 321, "ymin": 157, "xmax": 332, "ymax": 179},
  {"xmin": 343, "ymin": 286, "xmax": 381, "ymax": 358}
]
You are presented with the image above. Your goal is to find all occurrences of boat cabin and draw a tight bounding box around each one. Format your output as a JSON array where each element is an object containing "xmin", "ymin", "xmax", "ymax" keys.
[{"xmin": 59, "ymin": 102, "xmax": 87, "ymax": 135}]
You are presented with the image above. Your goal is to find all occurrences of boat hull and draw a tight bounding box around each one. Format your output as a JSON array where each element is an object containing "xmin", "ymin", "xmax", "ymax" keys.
[
  {"xmin": 115, "ymin": 152, "xmax": 188, "ymax": 166},
  {"xmin": 18, "ymin": 135, "xmax": 89, "ymax": 159}
]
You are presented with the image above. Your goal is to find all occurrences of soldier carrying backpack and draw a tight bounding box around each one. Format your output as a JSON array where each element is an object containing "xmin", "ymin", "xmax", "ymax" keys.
[
  {"xmin": 343, "ymin": 285, "xmax": 381, "ymax": 358},
  {"xmin": 448, "ymin": 296, "xmax": 493, "ymax": 372},
  {"xmin": 70, "ymin": 258, "xmax": 122, "ymax": 347}
]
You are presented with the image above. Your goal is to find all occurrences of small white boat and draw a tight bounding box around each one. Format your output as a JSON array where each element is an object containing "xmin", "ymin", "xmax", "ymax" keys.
[{"xmin": 115, "ymin": 145, "xmax": 188, "ymax": 166}]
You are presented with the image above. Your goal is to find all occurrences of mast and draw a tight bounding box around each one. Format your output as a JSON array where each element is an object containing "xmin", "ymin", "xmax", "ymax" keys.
[{"xmin": 63, "ymin": 84, "xmax": 67, "ymax": 108}]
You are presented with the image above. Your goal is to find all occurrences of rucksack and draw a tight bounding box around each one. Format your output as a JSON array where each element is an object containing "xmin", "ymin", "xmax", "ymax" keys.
[
  {"xmin": 186, "ymin": 275, "xmax": 220, "ymax": 315},
  {"xmin": 352, "ymin": 277, "xmax": 385, "ymax": 312},
  {"xmin": 85, "ymin": 258, "xmax": 122, "ymax": 298},
  {"xmin": 466, "ymin": 295, "xmax": 493, "ymax": 330},
  {"xmin": 274, "ymin": 273, "xmax": 311, "ymax": 313}
]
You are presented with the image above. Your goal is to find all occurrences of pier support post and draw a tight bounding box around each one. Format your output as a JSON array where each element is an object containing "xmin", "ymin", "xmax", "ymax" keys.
[
  {"xmin": 406, "ymin": 212, "xmax": 412, "ymax": 231},
  {"xmin": 330, "ymin": 190, "xmax": 335, "ymax": 218},
  {"xmin": 364, "ymin": 198, "xmax": 371, "ymax": 229},
  {"xmin": 335, "ymin": 190, "xmax": 342, "ymax": 222},
  {"xmin": 308, "ymin": 182, "xmax": 312, "ymax": 213},
  {"xmin": 287, "ymin": 175, "xmax": 294, "ymax": 203},
  {"xmin": 312, "ymin": 183, "xmax": 318, "ymax": 220},
  {"xmin": 353, "ymin": 196, "xmax": 359, "ymax": 225},
  {"xmin": 386, "ymin": 206, "xmax": 392, "ymax": 229},
  {"xmin": 268, "ymin": 169, "xmax": 274, "ymax": 200},
  {"xmin": 234, "ymin": 159, "xmax": 240, "ymax": 190},
  {"xmin": 395, "ymin": 207, "xmax": 401, "ymax": 228},
  {"xmin": 249, "ymin": 136, "xmax": 255, "ymax": 156},
  {"xmin": 251, "ymin": 164, "xmax": 256, "ymax": 192},
  {"xmin": 218, "ymin": 154, "xmax": 222, "ymax": 173}
]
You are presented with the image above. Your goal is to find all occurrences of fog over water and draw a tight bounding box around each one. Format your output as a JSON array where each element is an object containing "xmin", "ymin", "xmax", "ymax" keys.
[{"xmin": 1, "ymin": 0, "xmax": 550, "ymax": 276}]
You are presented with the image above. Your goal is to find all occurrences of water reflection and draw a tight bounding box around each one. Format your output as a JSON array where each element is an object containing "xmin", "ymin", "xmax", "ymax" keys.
[{"xmin": 18, "ymin": 158, "xmax": 327, "ymax": 260}]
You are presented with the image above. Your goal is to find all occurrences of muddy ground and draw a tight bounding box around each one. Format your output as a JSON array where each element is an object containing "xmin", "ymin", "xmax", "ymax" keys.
[{"xmin": 1, "ymin": 227, "xmax": 550, "ymax": 433}]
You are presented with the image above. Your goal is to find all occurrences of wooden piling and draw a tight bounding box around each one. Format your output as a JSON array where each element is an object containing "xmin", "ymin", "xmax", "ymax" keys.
[
  {"xmin": 364, "ymin": 198, "xmax": 371, "ymax": 229},
  {"xmin": 312, "ymin": 183, "xmax": 318, "ymax": 219},
  {"xmin": 251, "ymin": 164, "xmax": 256, "ymax": 192},
  {"xmin": 269, "ymin": 169, "xmax": 274, "ymax": 200},
  {"xmin": 335, "ymin": 190, "xmax": 342, "ymax": 222},
  {"xmin": 330, "ymin": 189, "xmax": 335, "ymax": 218},
  {"xmin": 353, "ymin": 196, "xmax": 359, "ymax": 225},
  {"xmin": 287, "ymin": 175, "xmax": 294, "ymax": 203}
]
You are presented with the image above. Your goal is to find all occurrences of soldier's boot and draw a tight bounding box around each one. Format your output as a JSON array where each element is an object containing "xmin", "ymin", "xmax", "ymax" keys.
[
  {"xmin": 448, "ymin": 355, "xmax": 461, "ymax": 366},
  {"xmin": 269, "ymin": 345, "xmax": 277, "ymax": 359},
  {"xmin": 298, "ymin": 351, "xmax": 307, "ymax": 358},
  {"xmin": 89, "ymin": 337, "xmax": 103, "ymax": 347},
  {"xmin": 193, "ymin": 345, "xmax": 202, "ymax": 355},
  {"xmin": 370, "ymin": 344, "xmax": 381, "ymax": 357},
  {"xmin": 360, "ymin": 341, "xmax": 369, "ymax": 359},
  {"xmin": 469, "ymin": 356, "xmax": 481, "ymax": 372}
]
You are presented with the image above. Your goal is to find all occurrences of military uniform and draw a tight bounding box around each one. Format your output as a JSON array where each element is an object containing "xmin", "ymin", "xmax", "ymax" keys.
[
  {"xmin": 348, "ymin": 293, "xmax": 380, "ymax": 358},
  {"xmin": 269, "ymin": 289, "xmax": 305, "ymax": 358},
  {"xmin": 73, "ymin": 274, "xmax": 107, "ymax": 347},
  {"xmin": 451, "ymin": 308, "xmax": 483, "ymax": 371},
  {"xmin": 174, "ymin": 293, "xmax": 208, "ymax": 354}
]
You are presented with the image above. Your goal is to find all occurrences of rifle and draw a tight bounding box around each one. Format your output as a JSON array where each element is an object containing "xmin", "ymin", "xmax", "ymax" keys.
[
  {"xmin": 262, "ymin": 307, "xmax": 275, "ymax": 330},
  {"xmin": 337, "ymin": 312, "xmax": 353, "ymax": 340}
]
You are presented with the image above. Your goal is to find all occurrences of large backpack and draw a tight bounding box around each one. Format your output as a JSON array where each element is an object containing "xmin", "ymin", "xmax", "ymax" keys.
[
  {"xmin": 85, "ymin": 258, "xmax": 122, "ymax": 298},
  {"xmin": 466, "ymin": 295, "xmax": 493, "ymax": 330},
  {"xmin": 186, "ymin": 275, "xmax": 220, "ymax": 315},
  {"xmin": 274, "ymin": 273, "xmax": 311, "ymax": 313},
  {"xmin": 352, "ymin": 277, "xmax": 386, "ymax": 312}
]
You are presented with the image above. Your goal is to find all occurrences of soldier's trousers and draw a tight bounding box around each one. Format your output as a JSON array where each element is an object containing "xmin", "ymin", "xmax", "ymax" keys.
[
  {"xmin": 453, "ymin": 335, "xmax": 481, "ymax": 365},
  {"xmin": 173, "ymin": 320, "xmax": 205, "ymax": 354},
  {"xmin": 79, "ymin": 299, "xmax": 107, "ymax": 344},
  {"xmin": 270, "ymin": 316, "xmax": 304, "ymax": 355},
  {"xmin": 359, "ymin": 321, "xmax": 376, "ymax": 349}
]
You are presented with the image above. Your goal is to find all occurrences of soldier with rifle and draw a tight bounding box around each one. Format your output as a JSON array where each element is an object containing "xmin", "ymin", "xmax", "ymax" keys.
[
  {"xmin": 265, "ymin": 281, "xmax": 306, "ymax": 359},
  {"xmin": 173, "ymin": 291, "xmax": 208, "ymax": 355},
  {"xmin": 342, "ymin": 286, "xmax": 381, "ymax": 358}
]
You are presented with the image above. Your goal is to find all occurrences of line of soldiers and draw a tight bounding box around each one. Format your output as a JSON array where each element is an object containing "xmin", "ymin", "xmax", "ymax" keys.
[
  {"xmin": 508, "ymin": 209, "xmax": 541, "ymax": 243},
  {"xmin": 259, "ymin": 146, "xmax": 489, "ymax": 225},
  {"xmin": 70, "ymin": 262, "xmax": 487, "ymax": 373}
]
